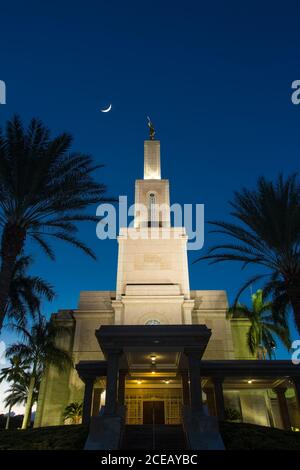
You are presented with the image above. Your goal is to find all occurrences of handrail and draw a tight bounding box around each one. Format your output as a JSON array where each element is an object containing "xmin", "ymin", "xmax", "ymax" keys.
[
  {"xmin": 118, "ymin": 404, "xmax": 127, "ymax": 449},
  {"xmin": 181, "ymin": 405, "xmax": 191, "ymax": 449},
  {"xmin": 152, "ymin": 401, "xmax": 156, "ymax": 450}
]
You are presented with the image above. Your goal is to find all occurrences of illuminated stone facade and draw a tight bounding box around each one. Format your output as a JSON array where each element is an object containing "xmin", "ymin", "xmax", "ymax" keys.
[{"xmin": 34, "ymin": 138, "xmax": 299, "ymax": 432}]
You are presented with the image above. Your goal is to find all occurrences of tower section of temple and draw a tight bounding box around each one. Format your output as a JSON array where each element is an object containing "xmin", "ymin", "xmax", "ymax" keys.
[{"xmin": 113, "ymin": 139, "xmax": 194, "ymax": 325}]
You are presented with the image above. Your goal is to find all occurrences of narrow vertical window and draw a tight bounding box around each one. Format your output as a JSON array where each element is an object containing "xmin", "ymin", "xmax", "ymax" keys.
[{"xmin": 148, "ymin": 193, "xmax": 157, "ymax": 227}]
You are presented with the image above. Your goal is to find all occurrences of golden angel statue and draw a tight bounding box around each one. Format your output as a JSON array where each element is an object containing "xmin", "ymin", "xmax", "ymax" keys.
[{"xmin": 147, "ymin": 116, "xmax": 155, "ymax": 140}]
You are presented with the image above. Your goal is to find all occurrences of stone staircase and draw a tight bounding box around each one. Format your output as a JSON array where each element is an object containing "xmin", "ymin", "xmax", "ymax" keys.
[{"xmin": 121, "ymin": 424, "xmax": 188, "ymax": 450}]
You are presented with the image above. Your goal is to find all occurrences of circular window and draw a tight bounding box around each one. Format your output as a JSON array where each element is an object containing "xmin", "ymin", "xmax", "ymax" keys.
[{"xmin": 145, "ymin": 319, "xmax": 160, "ymax": 325}]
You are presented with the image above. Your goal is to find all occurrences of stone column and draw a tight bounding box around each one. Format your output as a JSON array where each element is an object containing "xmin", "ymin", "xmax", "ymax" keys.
[
  {"xmin": 203, "ymin": 387, "xmax": 216, "ymax": 416},
  {"xmin": 92, "ymin": 388, "xmax": 103, "ymax": 417},
  {"xmin": 274, "ymin": 386, "xmax": 291, "ymax": 430},
  {"xmin": 182, "ymin": 301, "xmax": 194, "ymax": 324},
  {"xmin": 112, "ymin": 300, "xmax": 124, "ymax": 324},
  {"xmin": 212, "ymin": 377, "xmax": 225, "ymax": 420},
  {"xmin": 118, "ymin": 370, "xmax": 127, "ymax": 406},
  {"xmin": 82, "ymin": 377, "xmax": 95, "ymax": 425},
  {"xmin": 181, "ymin": 370, "xmax": 190, "ymax": 406},
  {"xmin": 185, "ymin": 350, "xmax": 203, "ymax": 411},
  {"xmin": 292, "ymin": 377, "xmax": 300, "ymax": 412},
  {"xmin": 104, "ymin": 350, "xmax": 122, "ymax": 415}
]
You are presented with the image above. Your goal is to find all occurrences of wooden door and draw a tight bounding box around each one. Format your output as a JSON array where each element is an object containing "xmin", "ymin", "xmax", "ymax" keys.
[{"xmin": 143, "ymin": 401, "xmax": 165, "ymax": 425}]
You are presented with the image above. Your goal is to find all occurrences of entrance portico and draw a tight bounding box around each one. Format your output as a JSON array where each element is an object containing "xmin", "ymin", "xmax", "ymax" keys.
[
  {"xmin": 78, "ymin": 324, "xmax": 227, "ymax": 450},
  {"xmin": 76, "ymin": 326, "xmax": 300, "ymax": 449},
  {"xmin": 97, "ymin": 324, "xmax": 211, "ymax": 418}
]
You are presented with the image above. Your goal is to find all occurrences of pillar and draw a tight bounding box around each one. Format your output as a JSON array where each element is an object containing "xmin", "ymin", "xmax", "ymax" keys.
[
  {"xmin": 181, "ymin": 370, "xmax": 190, "ymax": 406},
  {"xmin": 274, "ymin": 386, "xmax": 291, "ymax": 430},
  {"xmin": 203, "ymin": 387, "xmax": 216, "ymax": 416},
  {"xmin": 92, "ymin": 388, "xmax": 103, "ymax": 417},
  {"xmin": 104, "ymin": 350, "xmax": 122, "ymax": 415},
  {"xmin": 292, "ymin": 377, "xmax": 300, "ymax": 411},
  {"xmin": 186, "ymin": 350, "xmax": 203, "ymax": 411},
  {"xmin": 118, "ymin": 370, "xmax": 127, "ymax": 405},
  {"xmin": 82, "ymin": 377, "xmax": 95, "ymax": 425},
  {"xmin": 212, "ymin": 377, "xmax": 225, "ymax": 420}
]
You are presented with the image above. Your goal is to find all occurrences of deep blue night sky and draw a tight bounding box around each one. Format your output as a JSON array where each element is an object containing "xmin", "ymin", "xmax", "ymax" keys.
[{"xmin": 0, "ymin": 0, "xmax": 300, "ymax": 359}]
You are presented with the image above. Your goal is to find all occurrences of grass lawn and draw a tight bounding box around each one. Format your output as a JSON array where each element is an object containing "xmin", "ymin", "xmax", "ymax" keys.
[
  {"xmin": 220, "ymin": 421, "xmax": 300, "ymax": 450},
  {"xmin": 0, "ymin": 424, "xmax": 89, "ymax": 450},
  {"xmin": 0, "ymin": 422, "xmax": 300, "ymax": 450}
]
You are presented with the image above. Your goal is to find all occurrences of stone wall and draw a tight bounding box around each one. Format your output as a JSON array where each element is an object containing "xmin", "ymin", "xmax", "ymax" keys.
[{"xmin": 191, "ymin": 290, "xmax": 234, "ymax": 359}]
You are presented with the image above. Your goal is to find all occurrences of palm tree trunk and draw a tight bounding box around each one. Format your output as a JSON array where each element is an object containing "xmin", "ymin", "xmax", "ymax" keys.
[
  {"xmin": 5, "ymin": 405, "xmax": 12, "ymax": 430},
  {"xmin": 291, "ymin": 297, "xmax": 300, "ymax": 335},
  {"xmin": 0, "ymin": 223, "xmax": 26, "ymax": 331},
  {"xmin": 21, "ymin": 375, "xmax": 35, "ymax": 429}
]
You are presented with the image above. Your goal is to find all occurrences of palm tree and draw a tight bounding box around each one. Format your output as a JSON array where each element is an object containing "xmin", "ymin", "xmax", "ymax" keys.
[
  {"xmin": 4, "ymin": 369, "xmax": 41, "ymax": 427},
  {"xmin": 195, "ymin": 174, "xmax": 300, "ymax": 332},
  {"xmin": 1, "ymin": 258, "xmax": 55, "ymax": 429},
  {"xmin": 63, "ymin": 402, "xmax": 83, "ymax": 424},
  {"xmin": 0, "ymin": 115, "xmax": 111, "ymax": 331},
  {"xmin": 0, "ymin": 356, "xmax": 25, "ymax": 429},
  {"xmin": 6, "ymin": 316, "xmax": 73, "ymax": 429},
  {"xmin": 228, "ymin": 289, "xmax": 291, "ymax": 359},
  {"xmin": 5, "ymin": 255, "xmax": 55, "ymax": 327}
]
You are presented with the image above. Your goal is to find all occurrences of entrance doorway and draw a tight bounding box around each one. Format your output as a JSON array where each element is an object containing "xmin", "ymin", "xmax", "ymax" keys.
[{"xmin": 143, "ymin": 401, "xmax": 165, "ymax": 425}]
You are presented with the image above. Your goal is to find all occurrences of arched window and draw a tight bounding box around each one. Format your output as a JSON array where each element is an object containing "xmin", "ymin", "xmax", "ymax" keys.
[{"xmin": 145, "ymin": 319, "xmax": 160, "ymax": 325}]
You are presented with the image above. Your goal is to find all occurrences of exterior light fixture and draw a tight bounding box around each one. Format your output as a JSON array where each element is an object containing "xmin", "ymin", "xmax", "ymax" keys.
[
  {"xmin": 150, "ymin": 355, "xmax": 157, "ymax": 362},
  {"xmin": 247, "ymin": 380, "xmax": 253, "ymax": 384},
  {"xmin": 137, "ymin": 380, "xmax": 142, "ymax": 385},
  {"xmin": 150, "ymin": 359, "xmax": 157, "ymax": 374},
  {"xmin": 164, "ymin": 380, "xmax": 170, "ymax": 384}
]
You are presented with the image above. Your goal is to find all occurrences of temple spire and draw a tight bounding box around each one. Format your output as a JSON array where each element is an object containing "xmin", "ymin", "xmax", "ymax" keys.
[
  {"xmin": 144, "ymin": 117, "xmax": 160, "ymax": 179},
  {"xmin": 144, "ymin": 139, "xmax": 161, "ymax": 179}
]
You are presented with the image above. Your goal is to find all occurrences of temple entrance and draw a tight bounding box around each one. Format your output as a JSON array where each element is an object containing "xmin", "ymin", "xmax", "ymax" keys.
[
  {"xmin": 125, "ymin": 388, "xmax": 182, "ymax": 424},
  {"xmin": 143, "ymin": 400, "xmax": 165, "ymax": 425}
]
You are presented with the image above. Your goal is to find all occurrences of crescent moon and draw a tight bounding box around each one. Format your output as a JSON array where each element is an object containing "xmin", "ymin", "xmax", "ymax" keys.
[{"xmin": 101, "ymin": 104, "xmax": 112, "ymax": 113}]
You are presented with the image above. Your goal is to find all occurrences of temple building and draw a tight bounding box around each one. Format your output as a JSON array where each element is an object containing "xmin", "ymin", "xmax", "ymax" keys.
[{"xmin": 34, "ymin": 131, "xmax": 300, "ymax": 449}]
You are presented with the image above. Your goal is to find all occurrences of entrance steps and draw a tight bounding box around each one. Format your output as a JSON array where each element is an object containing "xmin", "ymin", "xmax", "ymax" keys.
[{"xmin": 121, "ymin": 424, "xmax": 187, "ymax": 450}]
